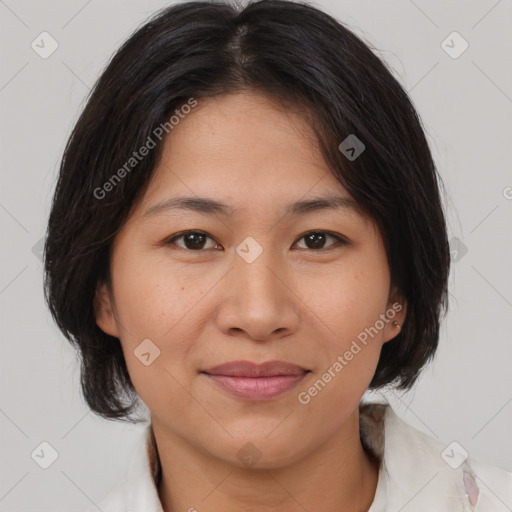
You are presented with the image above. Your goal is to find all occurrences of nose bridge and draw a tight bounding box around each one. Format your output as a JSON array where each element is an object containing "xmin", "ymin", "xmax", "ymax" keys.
[
  {"xmin": 233, "ymin": 234, "xmax": 284, "ymax": 301},
  {"xmin": 216, "ymin": 233, "xmax": 298, "ymax": 339}
]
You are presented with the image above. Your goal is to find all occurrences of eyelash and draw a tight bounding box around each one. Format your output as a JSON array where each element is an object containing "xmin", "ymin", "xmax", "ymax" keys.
[{"xmin": 164, "ymin": 230, "xmax": 348, "ymax": 252}]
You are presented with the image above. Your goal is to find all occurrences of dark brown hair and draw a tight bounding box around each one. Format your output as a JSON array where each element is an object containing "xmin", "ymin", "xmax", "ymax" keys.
[{"xmin": 44, "ymin": 0, "xmax": 451, "ymax": 422}]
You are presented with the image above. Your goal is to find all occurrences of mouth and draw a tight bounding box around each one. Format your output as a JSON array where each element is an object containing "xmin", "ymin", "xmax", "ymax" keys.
[{"xmin": 200, "ymin": 360, "xmax": 311, "ymax": 401}]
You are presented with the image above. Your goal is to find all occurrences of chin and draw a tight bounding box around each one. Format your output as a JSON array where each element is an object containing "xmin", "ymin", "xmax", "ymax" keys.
[{"xmin": 214, "ymin": 431, "xmax": 313, "ymax": 470}]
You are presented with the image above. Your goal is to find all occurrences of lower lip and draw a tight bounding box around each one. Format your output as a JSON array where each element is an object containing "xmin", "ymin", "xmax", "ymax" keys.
[{"xmin": 203, "ymin": 373, "xmax": 307, "ymax": 401}]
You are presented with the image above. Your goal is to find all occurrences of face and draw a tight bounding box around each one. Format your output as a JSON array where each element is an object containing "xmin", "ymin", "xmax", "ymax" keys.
[{"xmin": 96, "ymin": 91, "xmax": 406, "ymax": 468}]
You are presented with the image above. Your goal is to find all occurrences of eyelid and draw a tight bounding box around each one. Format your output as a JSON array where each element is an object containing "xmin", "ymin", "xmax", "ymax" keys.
[
  {"xmin": 293, "ymin": 230, "xmax": 348, "ymax": 250},
  {"xmin": 164, "ymin": 230, "xmax": 348, "ymax": 251},
  {"xmin": 165, "ymin": 230, "xmax": 219, "ymax": 250}
]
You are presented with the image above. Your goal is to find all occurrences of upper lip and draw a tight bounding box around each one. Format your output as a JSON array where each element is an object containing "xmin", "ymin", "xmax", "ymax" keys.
[{"xmin": 202, "ymin": 360, "xmax": 310, "ymax": 377}]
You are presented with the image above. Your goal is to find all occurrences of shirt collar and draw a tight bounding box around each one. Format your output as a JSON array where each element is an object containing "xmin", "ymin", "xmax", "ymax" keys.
[{"xmin": 111, "ymin": 401, "xmax": 479, "ymax": 511}]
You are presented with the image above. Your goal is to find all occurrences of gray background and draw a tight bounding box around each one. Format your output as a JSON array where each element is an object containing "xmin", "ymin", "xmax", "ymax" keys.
[{"xmin": 1, "ymin": 0, "xmax": 511, "ymax": 510}]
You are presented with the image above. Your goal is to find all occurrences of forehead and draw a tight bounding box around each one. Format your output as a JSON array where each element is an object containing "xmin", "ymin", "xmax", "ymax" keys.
[{"xmin": 145, "ymin": 91, "xmax": 349, "ymax": 204}]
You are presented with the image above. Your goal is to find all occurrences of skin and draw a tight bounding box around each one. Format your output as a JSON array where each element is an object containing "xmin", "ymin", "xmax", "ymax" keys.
[{"xmin": 96, "ymin": 90, "xmax": 407, "ymax": 512}]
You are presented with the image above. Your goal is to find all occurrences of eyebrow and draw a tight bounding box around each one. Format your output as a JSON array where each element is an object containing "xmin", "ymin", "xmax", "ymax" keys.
[{"xmin": 143, "ymin": 194, "xmax": 363, "ymax": 218}]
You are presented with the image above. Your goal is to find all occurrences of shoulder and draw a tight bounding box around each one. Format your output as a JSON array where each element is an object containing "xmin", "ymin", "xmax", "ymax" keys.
[
  {"xmin": 360, "ymin": 401, "xmax": 512, "ymax": 511},
  {"xmin": 82, "ymin": 424, "xmax": 163, "ymax": 512},
  {"xmin": 466, "ymin": 456, "xmax": 512, "ymax": 510}
]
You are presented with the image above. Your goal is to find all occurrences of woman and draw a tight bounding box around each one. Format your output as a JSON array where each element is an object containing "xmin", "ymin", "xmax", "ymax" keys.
[{"xmin": 43, "ymin": 1, "xmax": 512, "ymax": 510}]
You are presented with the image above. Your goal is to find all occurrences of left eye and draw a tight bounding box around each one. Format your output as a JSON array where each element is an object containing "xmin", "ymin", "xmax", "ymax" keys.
[
  {"xmin": 165, "ymin": 230, "xmax": 346, "ymax": 251},
  {"xmin": 294, "ymin": 231, "xmax": 346, "ymax": 250}
]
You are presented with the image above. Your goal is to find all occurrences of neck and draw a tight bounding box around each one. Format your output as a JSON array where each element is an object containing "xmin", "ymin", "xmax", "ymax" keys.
[{"xmin": 153, "ymin": 408, "xmax": 380, "ymax": 512}]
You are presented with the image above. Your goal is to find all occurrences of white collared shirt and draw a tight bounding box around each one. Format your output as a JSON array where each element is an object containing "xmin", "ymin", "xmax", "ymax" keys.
[{"xmin": 87, "ymin": 402, "xmax": 512, "ymax": 511}]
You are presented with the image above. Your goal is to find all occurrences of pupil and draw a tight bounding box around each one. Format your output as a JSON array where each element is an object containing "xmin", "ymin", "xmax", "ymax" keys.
[
  {"xmin": 185, "ymin": 233, "xmax": 205, "ymax": 250},
  {"xmin": 306, "ymin": 232, "xmax": 325, "ymax": 249}
]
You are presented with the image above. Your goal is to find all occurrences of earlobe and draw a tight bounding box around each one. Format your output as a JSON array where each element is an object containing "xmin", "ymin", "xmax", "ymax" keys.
[
  {"xmin": 383, "ymin": 293, "xmax": 407, "ymax": 343},
  {"xmin": 94, "ymin": 282, "xmax": 119, "ymax": 338}
]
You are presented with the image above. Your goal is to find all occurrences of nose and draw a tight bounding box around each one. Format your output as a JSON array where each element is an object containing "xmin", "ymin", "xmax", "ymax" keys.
[{"xmin": 214, "ymin": 243, "xmax": 301, "ymax": 342}]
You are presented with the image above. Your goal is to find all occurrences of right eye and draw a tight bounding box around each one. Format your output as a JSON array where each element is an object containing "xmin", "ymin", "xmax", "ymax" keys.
[{"xmin": 164, "ymin": 230, "xmax": 221, "ymax": 251}]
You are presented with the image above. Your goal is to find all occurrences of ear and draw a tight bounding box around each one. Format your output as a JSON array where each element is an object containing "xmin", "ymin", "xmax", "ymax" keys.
[
  {"xmin": 382, "ymin": 287, "xmax": 407, "ymax": 344},
  {"xmin": 94, "ymin": 281, "xmax": 120, "ymax": 338}
]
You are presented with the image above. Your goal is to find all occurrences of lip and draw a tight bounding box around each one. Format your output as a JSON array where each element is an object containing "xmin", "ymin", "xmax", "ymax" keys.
[
  {"xmin": 201, "ymin": 360, "xmax": 310, "ymax": 401},
  {"xmin": 202, "ymin": 360, "xmax": 309, "ymax": 377}
]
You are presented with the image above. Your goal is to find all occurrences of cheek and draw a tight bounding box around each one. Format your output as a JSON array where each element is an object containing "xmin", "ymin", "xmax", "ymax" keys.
[
  {"xmin": 110, "ymin": 248, "xmax": 208, "ymax": 339},
  {"xmin": 303, "ymin": 257, "xmax": 389, "ymax": 331},
  {"xmin": 300, "ymin": 259, "xmax": 390, "ymax": 395},
  {"xmin": 299, "ymin": 266, "xmax": 389, "ymax": 410},
  {"xmin": 109, "ymin": 252, "xmax": 201, "ymax": 410},
  {"xmin": 109, "ymin": 250, "xmax": 218, "ymax": 404}
]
